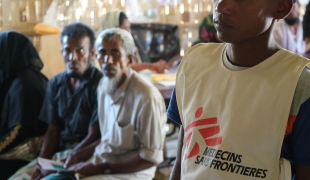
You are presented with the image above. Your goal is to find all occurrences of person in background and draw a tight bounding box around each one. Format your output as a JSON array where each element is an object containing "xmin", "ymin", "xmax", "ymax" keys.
[
  {"xmin": 98, "ymin": 10, "xmax": 169, "ymax": 73},
  {"xmin": 193, "ymin": 14, "xmax": 221, "ymax": 46},
  {"xmin": 10, "ymin": 22, "xmax": 102, "ymax": 179},
  {"xmin": 0, "ymin": 31, "xmax": 48, "ymax": 179},
  {"xmin": 164, "ymin": 14, "xmax": 221, "ymax": 68},
  {"xmin": 44, "ymin": 28, "xmax": 167, "ymax": 180},
  {"xmin": 168, "ymin": 0, "xmax": 310, "ymax": 179},
  {"xmin": 303, "ymin": 1, "xmax": 310, "ymax": 53},
  {"xmin": 273, "ymin": 1, "xmax": 306, "ymax": 55}
]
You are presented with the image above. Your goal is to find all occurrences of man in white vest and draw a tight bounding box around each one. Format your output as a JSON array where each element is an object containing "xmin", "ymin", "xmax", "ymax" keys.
[{"xmin": 168, "ymin": 0, "xmax": 310, "ymax": 180}]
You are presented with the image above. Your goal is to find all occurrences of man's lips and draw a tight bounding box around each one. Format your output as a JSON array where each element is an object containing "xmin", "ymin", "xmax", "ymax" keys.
[
  {"xmin": 104, "ymin": 68, "xmax": 116, "ymax": 73},
  {"xmin": 214, "ymin": 19, "xmax": 234, "ymax": 28},
  {"xmin": 68, "ymin": 63, "xmax": 80, "ymax": 69}
]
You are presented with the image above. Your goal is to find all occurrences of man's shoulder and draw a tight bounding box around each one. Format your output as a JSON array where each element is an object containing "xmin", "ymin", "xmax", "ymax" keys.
[
  {"xmin": 277, "ymin": 49, "xmax": 309, "ymax": 64},
  {"xmin": 49, "ymin": 70, "xmax": 67, "ymax": 84},
  {"xmin": 186, "ymin": 43, "xmax": 224, "ymax": 55},
  {"xmin": 302, "ymin": 63, "xmax": 310, "ymax": 75},
  {"xmin": 297, "ymin": 64, "xmax": 310, "ymax": 94},
  {"xmin": 293, "ymin": 65, "xmax": 310, "ymax": 107},
  {"xmin": 298, "ymin": 65, "xmax": 310, "ymax": 94},
  {"xmin": 87, "ymin": 66, "xmax": 103, "ymax": 85},
  {"xmin": 84, "ymin": 68, "xmax": 102, "ymax": 100},
  {"xmin": 181, "ymin": 43, "xmax": 225, "ymax": 64},
  {"xmin": 275, "ymin": 50, "xmax": 310, "ymax": 86},
  {"xmin": 129, "ymin": 72, "xmax": 162, "ymax": 99}
]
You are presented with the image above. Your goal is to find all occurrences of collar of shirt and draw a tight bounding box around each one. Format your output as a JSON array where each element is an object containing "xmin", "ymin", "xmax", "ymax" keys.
[
  {"xmin": 110, "ymin": 68, "xmax": 133, "ymax": 103},
  {"xmin": 57, "ymin": 65, "xmax": 99, "ymax": 98}
]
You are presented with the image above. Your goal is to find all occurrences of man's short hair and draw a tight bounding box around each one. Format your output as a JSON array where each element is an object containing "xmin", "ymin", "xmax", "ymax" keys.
[
  {"xmin": 96, "ymin": 28, "xmax": 135, "ymax": 56},
  {"xmin": 60, "ymin": 22, "xmax": 96, "ymax": 50}
]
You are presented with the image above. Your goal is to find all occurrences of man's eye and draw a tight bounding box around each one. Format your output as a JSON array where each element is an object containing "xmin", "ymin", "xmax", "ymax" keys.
[
  {"xmin": 77, "ymin": 49, "xmax": 84, "ymax": 54},
  {"xmin": 112, "ymin": 51, "xmax": 120, "ymax": 56},
  {"xmin": 99, "ymin": 50, "xmax": 107, "ymax": 56}
]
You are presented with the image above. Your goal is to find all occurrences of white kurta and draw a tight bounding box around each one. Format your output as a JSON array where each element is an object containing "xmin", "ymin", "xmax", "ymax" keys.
[
  {"xmin": 273, "ymin": 18, "xmax": 306, "ymax": 55},
  {"xmin": 89, "ymin": 69, "xmax": 167, "ymax": 179}
]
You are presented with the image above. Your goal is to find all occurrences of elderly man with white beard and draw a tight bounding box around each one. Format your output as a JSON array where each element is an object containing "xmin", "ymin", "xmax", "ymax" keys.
[
  {"xmin": 273, "ymin": 1, "xmax": 306, "ymax": 55},
  {"xmin": 51, "ymin": 28, "xmax": 167, "ymax": 180}
]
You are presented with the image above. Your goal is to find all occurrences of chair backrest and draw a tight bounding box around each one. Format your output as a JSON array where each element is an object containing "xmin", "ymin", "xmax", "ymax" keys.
[{"xmin": 131, "ymin": 23, "xmax": 180, "ymax": 63}]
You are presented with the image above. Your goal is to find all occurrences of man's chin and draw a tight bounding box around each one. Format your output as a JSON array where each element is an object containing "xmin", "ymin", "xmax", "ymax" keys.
[
  {"xmin": 105, "ymin": 74, "xmax": 117, "ymax": 79},
  {"xmin": 101, "ymin": 76, "xmax": 120, "ymax": 94},
  {"xmin": 67, "ymin": 71, "xmax": 83, "ymax": 78},
  {"xmin": 104, "ymin": 70, "xmax": 117, "ymax": 78}
]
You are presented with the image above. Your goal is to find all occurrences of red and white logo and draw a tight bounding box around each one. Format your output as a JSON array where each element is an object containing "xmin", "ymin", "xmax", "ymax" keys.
[{"xmin": 184, "ymin": 107, "xmax": 222, "ymax": 160}]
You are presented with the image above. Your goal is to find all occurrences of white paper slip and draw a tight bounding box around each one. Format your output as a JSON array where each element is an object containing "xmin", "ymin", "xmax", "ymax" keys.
[
  {"xmin": 9, "ymin": 172, "xmax": 31, "ymax": 180},
  {"xmin": 38, "ymin": 157, "xmax": 66, "ymax": 171}
]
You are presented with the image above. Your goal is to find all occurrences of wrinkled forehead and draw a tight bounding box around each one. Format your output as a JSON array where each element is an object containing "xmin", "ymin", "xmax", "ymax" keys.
[
  {"xmin": 98, "ymin": 38, "xmax": 124, "ymax": 51},
  {"xmin": 97, "ymin": 35, "xmax": 123, "ymax": 49}
]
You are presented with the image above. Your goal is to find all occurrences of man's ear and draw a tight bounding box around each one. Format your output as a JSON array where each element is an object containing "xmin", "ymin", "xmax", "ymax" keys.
[
  {"xmin": 274, "ymin": 0, "xmax": 293, "ymax": 19},
  {"xmin": 127, "ymin": 55, "xmax": 135, "ymax": 65}
]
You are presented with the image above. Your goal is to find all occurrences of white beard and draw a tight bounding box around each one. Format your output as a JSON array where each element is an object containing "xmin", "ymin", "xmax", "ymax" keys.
[{"xmin": 101, "ymin": 76, "xmax": 120, "ymax": 95}]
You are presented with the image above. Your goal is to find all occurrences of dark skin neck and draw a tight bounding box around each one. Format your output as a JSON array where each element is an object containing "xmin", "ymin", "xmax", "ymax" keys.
[
  {"xmin": 69, "ymin": 77, "xmax": 82, "ymax": 92},
  {"xmin": 68, "ymin": 64, "xmax": 91, "ymax": 92},
  {"xmin": 226, "ymin": 22, "xmax": 280, "ymax": 67}
]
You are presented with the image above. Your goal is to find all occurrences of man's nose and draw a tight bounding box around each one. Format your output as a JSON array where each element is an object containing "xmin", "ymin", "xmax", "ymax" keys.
[
  {"xmin": 68, "ymin": 51, "xmax": 78, "ymax": 61},
  {"xmin": 103, "ymin": 54, "xmax": 113, "ymax": 64},
  {"xmin": 215, "ymin": 0, "xmax": 233, "ymax": 15}
]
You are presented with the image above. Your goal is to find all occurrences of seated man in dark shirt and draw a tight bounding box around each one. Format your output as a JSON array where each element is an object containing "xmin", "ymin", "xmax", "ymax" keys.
[{"xmin": 10, "ymin": 22, "xmax": 103, "ymax": 179}]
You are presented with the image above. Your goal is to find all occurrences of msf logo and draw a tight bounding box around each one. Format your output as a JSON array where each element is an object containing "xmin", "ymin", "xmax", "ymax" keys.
[{"xmin": 184, "ymin": 107, "xmax": 222, "ymax": 160}]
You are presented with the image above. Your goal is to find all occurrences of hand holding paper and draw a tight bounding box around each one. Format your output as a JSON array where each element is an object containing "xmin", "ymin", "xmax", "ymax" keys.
[{"xmin": 38, "ymin": 157, "xmax": 73, "ymax": 172}]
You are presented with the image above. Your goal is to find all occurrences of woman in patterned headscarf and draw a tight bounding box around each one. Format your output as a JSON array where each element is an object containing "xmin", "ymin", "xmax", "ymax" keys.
[
  {"xmin": 193, "ymin": 14, "xmax": 221, "ymax": 46},
  {"xmin": 0, "ymin": 31, "xmax": 48, "ymax": 179},
  {"xmin": 98, "ymin": 10, "xmax": 169, "ymax": 73}
]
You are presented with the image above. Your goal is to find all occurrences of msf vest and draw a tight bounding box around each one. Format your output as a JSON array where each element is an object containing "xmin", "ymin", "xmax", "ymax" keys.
[{"xmin": 176, "ymin": 43, "xmax": 309, "ymax": 180}]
